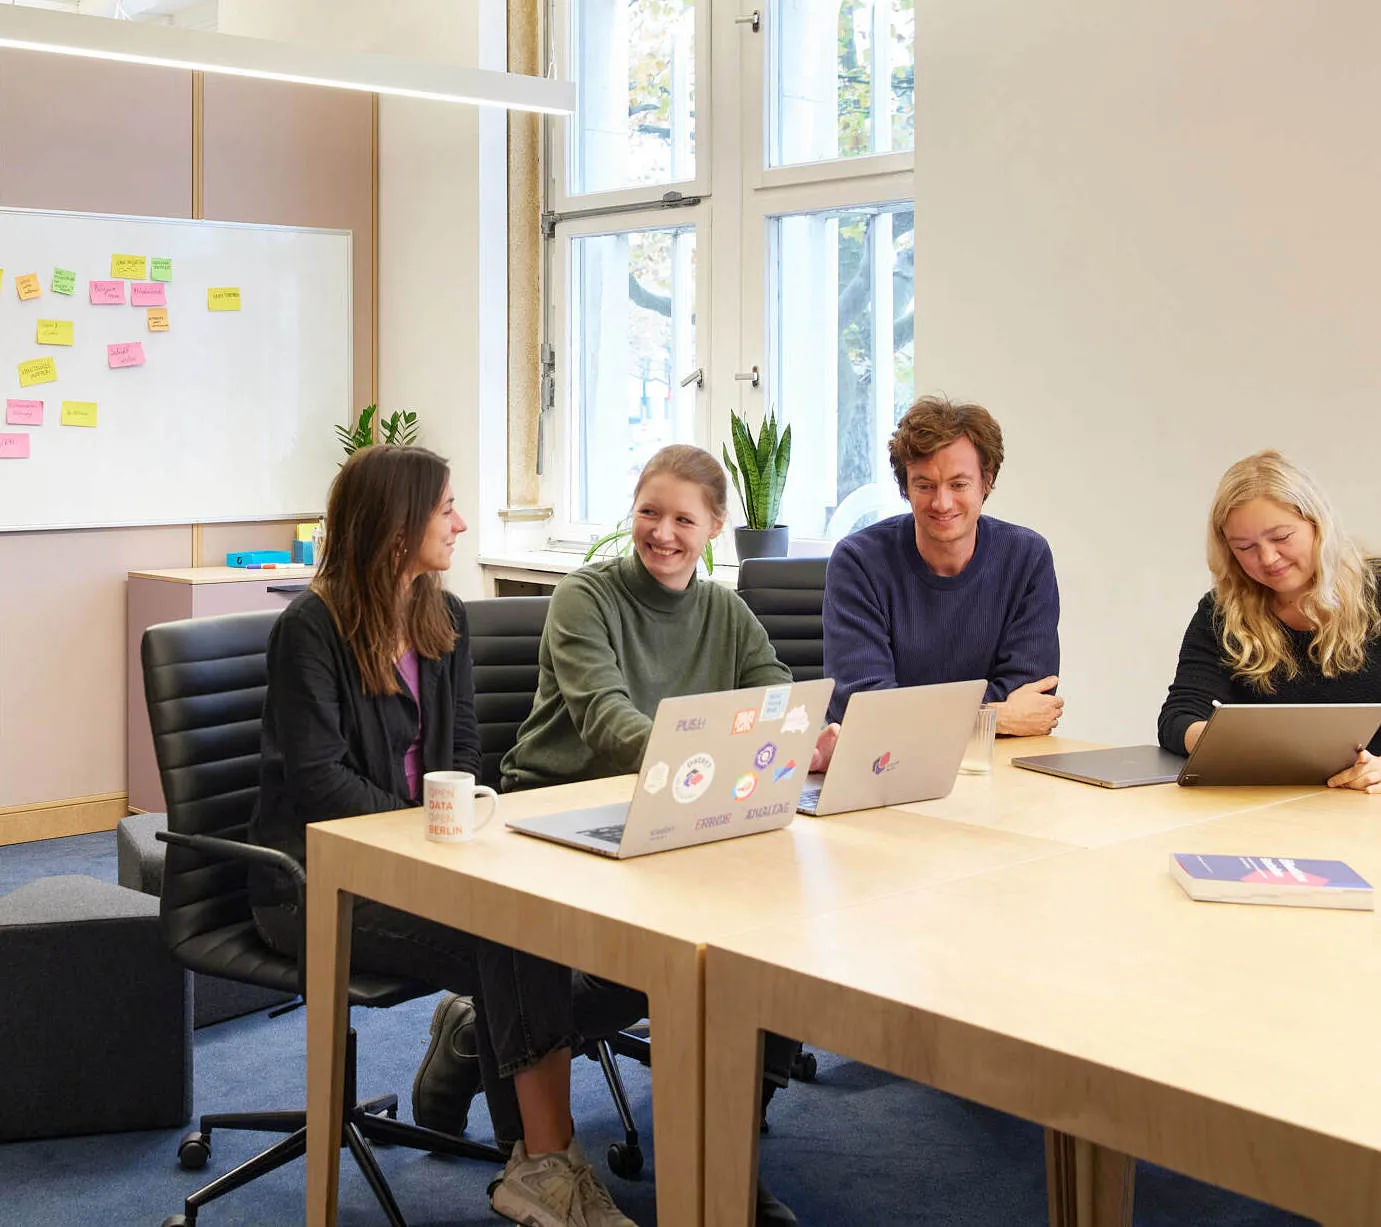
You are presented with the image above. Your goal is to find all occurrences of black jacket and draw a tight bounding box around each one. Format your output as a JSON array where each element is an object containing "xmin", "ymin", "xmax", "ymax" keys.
[{"xmin": 249, "ymin": 589, "xmax": 482, "ymax": 906}]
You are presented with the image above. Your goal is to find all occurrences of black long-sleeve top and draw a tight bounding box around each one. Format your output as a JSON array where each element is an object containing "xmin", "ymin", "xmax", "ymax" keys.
[
  {"xmin": 1157, "ymin": 590, "xmax": 1381, "ymax": 756},
  {"xmin": 249, "ymin": 590, "xmax": 481, "ymax": 905}
]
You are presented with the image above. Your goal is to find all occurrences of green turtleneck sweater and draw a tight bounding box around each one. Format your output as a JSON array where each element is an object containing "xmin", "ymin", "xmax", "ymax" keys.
[{"xmin": 500, "ymin": 553, "xmax": 790, "ymax": 790}]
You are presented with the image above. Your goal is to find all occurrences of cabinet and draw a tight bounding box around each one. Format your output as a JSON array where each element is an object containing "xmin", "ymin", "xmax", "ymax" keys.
[{"xmin": 127, "ymin": 567, "xmax": 312, "ymax": 814}]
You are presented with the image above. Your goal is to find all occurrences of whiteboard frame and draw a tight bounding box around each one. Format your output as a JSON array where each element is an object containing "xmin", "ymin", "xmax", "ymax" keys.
[{"xmin": 0, "ymin": 206, "xmax": 354, "ymax": 533}]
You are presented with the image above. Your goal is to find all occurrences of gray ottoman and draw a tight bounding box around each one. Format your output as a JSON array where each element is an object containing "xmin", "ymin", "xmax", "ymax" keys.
[
  {"xmin": 0, "ymin": 875, "xmax": 191, "ymax": 1141},
  {"xmin": 117, "ymin": 814, "xmax": 294, "ymax": 1027}
]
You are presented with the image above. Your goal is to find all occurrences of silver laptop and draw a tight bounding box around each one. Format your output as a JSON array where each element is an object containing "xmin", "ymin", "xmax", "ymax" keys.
[
  {"xmin": 797, "ymin": 680, "xmax": 986, "ymax": 816},
  {"xmin": 507, "ymin": 678, "xmax": 834, "ymax": 858},
  {"xmin": 1178, "ymin": 702, "xmax": 1381, "ymax": 786},
  {"xmin": 1012, "ymin": 745, "xmax": 1184, "ymax": 788}
]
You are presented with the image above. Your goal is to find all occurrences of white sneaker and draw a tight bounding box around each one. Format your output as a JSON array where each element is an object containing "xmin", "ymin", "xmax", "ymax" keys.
[{"xmin": 490, "ymin": 1140, "xmax": 638, "ymax": 1227}]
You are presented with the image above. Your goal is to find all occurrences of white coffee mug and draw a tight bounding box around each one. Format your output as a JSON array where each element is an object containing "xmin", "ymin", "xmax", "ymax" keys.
[{"xmin": 424, "ymin": 771, "xmax": 499, "ymax": 843}]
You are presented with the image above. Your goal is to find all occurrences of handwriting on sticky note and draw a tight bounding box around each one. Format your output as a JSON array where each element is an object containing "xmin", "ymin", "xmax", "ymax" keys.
[
  {"xmin": 90, "ymin": 280, "xmax": 126, "ymax": 305},
  {"xmin": 150, "ymin": 257, "xmax": 172, "ymax": 282},
  {"xmin": 51, "ymin": 268, "xmax": 76, "ymax": 296},
  {"xmin": 108, "ymin": 342, "xmax": 146, "ymax": 369},
  {"xmin": 61, "ymin": 401, "xmax": 97, "ymax": 428},
  {"xmin": 36, "ymin": 319, "xmax": 74, "ymax": 347},
  {"xmin": 111, "ymin": 254, "xmax": 147, "ymax": 279},
  {"xmin": 131, "ymin": 282, "xmax": 166, "ymax": 307},
  {"xmin": 18, "ymin": 357, "xmax": 58, "ymax": 387},
  {"xmin": 0, "ymin": 433, "xmax": 31, "ymax": 459},
  {"xmin": 6, "ymin": 399, "xmax": 43, "ymax": 426},
  {"xmin": 207, "ymin": 287, "xmax": 241, "ymax": 311},
  {"xmin": 15, "ymin": 273, "xmax": 41, "ymax": 301},
  {"xmin": 146, "ymin": 307, "xmax": 170, "ymax": 332}
]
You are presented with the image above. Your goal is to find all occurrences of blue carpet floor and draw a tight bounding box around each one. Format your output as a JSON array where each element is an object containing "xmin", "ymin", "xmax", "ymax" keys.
[{"xmin": 0, "ymin": 833, "xmax": 1314, "ymax": 1226}]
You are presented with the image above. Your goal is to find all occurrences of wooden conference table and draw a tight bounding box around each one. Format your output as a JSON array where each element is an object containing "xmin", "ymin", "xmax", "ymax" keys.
[{"xmin": 302, "ymin": 741, "xmax": 1329, "ymax": 1227}]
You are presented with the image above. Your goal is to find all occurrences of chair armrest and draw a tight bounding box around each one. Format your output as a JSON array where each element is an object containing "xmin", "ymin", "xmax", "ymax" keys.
[{"xmin": 155, "ymin": 829, "xmax": 307, "ymax": 909}]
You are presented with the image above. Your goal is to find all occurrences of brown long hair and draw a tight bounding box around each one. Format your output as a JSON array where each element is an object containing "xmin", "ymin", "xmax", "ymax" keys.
[
  {"xmin": 888, "ymin": 395, "xmax": 1005, "ymax": 498},
  {"xmin": 312, "ymin": 446, "xmax": 457, "ymax": 695},
  {"xmin": 1207, "ymin": 450, "xmax": 1379, "ymax": 691}
]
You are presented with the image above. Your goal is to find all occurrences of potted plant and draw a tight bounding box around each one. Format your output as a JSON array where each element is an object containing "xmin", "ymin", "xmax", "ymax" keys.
[
  {"xmin": 722, "ymin": 407, "xmax": 791, "ymax": 560},
  {"xmin": 334, "ymin": 404, "xmax": 420, "ymax": 460}
]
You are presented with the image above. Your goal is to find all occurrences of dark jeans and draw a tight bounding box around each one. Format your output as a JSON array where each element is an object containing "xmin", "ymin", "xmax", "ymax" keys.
[{"xmin": 253, "ymin": 898, "xmax": 579, "ymax": 1080}]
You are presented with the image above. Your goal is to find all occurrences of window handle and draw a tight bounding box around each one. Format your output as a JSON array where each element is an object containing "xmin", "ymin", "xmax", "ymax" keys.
[
  {"xmin": 680, "ymin": 367, "xmax": 704, "ymax": 389},
  {"xmin": 733, "ymin": 366, "xmax": 761, "ymax": 388},
  {"xmin": 735, "ymin": 10, "xmax": 761, "ymax": 32}
]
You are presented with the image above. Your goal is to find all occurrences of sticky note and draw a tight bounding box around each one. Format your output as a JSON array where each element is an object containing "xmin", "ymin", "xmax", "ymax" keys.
[
  {"xmin": 61, "ymin": 401, "xmax": 98, "ymax": 428},
  {"xmin": 146, "ymin": 307, "xmax": 170, "ymax": 332},
  {"xmin": 131, "ymin": 282, "xmax": 166, "ymax": 307},
  {"xmin": 90, "ymin": 280, "xmax": 126, "ymax": 305},
  {"xmin": 18, "ymin": 357, "xmax": 58, "ymax": 387},
  {"xmin": 111, "ymin": 254, "xmax": 147, "ymax": 279},
  {"xmin": 50, "ymin": 268, "xmax": 76, "ymax": 296},
  {"xmin": 150, "ymin": 257, "xmax": 172, "ymax": 282},
  {"xmin": 15, "ymin": 273, "xmax": 41, "ymax": 301},
  {"xmin": 36, "ymin": 319, "xmax": 74, "ymax": 347},
  {"xmin": 207, "ymin": 287, "xmax": 242, "ymax": 311},
  {"xmin": 0, "ymin": 433, "xmax": 31, "ymax": 459},
  {"xmin": 107, "ymin": 342, "xmax": 146, "ymax": 369},
  {"xmin": 6, "ymin": 399, "xmax": 43, "ymax": 426}
]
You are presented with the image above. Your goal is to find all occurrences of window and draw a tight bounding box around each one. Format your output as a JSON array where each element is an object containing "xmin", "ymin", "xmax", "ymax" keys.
[{"xmin": 544, "ymin": 0, "xmax": 914, "ymax": 552}]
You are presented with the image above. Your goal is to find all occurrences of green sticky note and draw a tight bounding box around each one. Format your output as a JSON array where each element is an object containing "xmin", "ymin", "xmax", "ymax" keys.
[
  {"xmin": 51, "ymin": 268, "xmax": 76, "ymax": 296},
  {"xmin": 150, "ymin": 257, "xmax": 172, "ymax": 283}
]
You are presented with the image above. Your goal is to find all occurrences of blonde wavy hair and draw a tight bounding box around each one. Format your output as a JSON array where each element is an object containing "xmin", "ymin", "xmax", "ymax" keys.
[{"xmin": 1208, "ymin": 450, "xmax": 1378, "ymax": 692}]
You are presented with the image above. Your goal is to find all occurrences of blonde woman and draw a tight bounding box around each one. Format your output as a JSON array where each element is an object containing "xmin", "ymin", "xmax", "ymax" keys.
[{"xmin": 1158, "ymin": 450, "xmax": 1381, "ymax": 791}]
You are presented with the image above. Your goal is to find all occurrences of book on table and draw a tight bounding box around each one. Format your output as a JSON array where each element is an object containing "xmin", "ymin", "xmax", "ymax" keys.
[{"xmin": 1169, "ymin": 853, "xmax": 1374, "ymax": 910}]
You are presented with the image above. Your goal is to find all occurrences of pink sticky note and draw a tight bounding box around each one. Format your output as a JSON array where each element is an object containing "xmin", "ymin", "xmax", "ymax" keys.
[
  {"xmin": 108, "ymin": 341, "xmax": 146, "ymax": 369},
  {"xmin": 6, "ymin": 399, "xmax": 43, "ymax": 426},
  {"xmin": 89, "ymin": 280, "xmax": 126, "ymax": 305},
  {"xmin": 0, "ymin": 433, "xmax": 31, "ymax": 459},
  {"xmin": 130, "ymin": 282, "xmax": 167, "ymax": 307}
]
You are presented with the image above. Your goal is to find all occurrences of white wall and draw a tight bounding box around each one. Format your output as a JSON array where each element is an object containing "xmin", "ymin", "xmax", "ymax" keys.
[
  {"xmin": 914, "ymin": 0, "xmax": 1381, "ymax": 744},
  {"xmin": 217, "ymin": 0, "xmax": 508, "ymax": 599}
]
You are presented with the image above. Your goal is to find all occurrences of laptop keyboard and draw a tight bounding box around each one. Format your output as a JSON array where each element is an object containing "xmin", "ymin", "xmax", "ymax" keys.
[
  {"xmin": 578, "ymin": 824, "xmax": 627, "ymax": 845},
  {"xmin": 796, "ymin": 785, "xmax": 822, "ymax": 815}
]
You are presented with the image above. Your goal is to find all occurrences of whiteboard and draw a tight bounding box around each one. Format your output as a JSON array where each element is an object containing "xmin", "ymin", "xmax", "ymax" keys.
[{"xmin": 0, "ymin": 208, "xmax": 352, "ymax": 532}]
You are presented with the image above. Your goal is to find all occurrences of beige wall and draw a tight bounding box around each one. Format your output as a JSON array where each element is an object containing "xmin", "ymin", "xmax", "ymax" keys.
[{"xmin": 914, "ymin": 1, "xmax": 1381, "ymax": 745}]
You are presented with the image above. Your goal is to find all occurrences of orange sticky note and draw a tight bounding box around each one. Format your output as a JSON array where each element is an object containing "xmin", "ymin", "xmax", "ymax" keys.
[
  {"xmin": 147, "ymin": 307, "xmax": 170, "ymax": 332},
  {"xmin": 15, "ymin": 273, "xmax": 41, "ymax": 301}
]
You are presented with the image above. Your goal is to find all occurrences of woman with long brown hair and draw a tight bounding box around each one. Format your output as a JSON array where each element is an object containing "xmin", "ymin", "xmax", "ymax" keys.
[
  {"xmin": 248, "ymin": 445, "xmax": 637, "ymax": 1227},
  {"xmin": 1158, "ymin": 449, "xmax": 1381, "ymax": 790}
]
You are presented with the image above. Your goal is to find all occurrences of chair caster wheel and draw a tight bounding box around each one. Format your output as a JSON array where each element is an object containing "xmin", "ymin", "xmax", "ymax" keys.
[
  {"xmin": 607, "ymin": 1141, "xmax": 644, "ymax": 1179},
  {"xmin": 791, "ymin": 1050, "xmax": 818, "ymax": 1082},
  {"xmin": 177, "ymin": 1131, "xmax": 211, "ymax": 1171},
  {"xmin": 162, "ymin": 1216, "xmax": 192, "ymax": 1226}
]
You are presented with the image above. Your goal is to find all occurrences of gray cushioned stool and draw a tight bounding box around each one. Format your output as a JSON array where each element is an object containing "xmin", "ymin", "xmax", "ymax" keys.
[
  {"xmin": 0, "ymin": 874, "xmax": 192, "ymax": 1141},
  {"xmin": 117, "ymin": 813, "xmax": 293, "ymax": 1027}
]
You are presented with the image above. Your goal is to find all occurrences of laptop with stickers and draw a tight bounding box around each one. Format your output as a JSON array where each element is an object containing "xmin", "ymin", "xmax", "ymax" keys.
[
  {"xmin": 797, "ymin": 679, "xmax": 986, "ymax": 816},
  {"xmin": 506, "ymin": 678, "xmax": 835, "ymax": 858}
]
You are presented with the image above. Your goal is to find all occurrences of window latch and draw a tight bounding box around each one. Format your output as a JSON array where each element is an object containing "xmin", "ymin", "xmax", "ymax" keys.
[
  {"xmin": 680, "ymin": 367, "xmax": 704, "ymax": 389},
  {"xmin": 733, "ymin": 366, "xmax": 761, "ymax": 388},
  {"xmin": 735, "ymin": 10, "xmax": 761, "ymax": 33}
]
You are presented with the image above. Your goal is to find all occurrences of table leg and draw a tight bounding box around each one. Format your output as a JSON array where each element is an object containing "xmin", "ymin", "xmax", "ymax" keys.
[
  {"xmin": 1046, "ymin": 1129, "xmax": 1135, "ymax": 1227},
  {"xmin": 305, "ymin": 875, "xmax": 354, "ymax": 1227},
  {"xmin": 703, "ymin": 951, "xmax": 764, "ymax": 1227},
  {"xmin": 646, "ymin": 951, "xmax": 707, "ymax": 1227}
]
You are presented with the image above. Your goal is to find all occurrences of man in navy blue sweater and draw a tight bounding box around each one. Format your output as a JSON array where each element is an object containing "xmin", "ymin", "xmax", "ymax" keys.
[{"xmin": 823, "ymin": 395, "xmax": 1062, "ymax": 734}]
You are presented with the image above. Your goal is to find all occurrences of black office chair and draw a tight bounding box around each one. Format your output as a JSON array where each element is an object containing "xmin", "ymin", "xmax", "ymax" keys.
[
  {"xmin": 737, "ymin": 556, "xmax": 828, "ymax": 683},
  {"xmin": 142, "ymin": 610, "xmax": 503, "ymax": 1227},
  {"xmin": 468, "ymin": 595, "xmax": 652, "ymax": 1178}
]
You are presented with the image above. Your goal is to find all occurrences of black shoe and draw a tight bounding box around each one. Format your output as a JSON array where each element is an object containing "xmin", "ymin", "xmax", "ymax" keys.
[
  {"xmin": 412, "ymin": 993, "xmax": 483, "ymax": 1135},
  {"xmin": 756, "ymin": 1179, "xmax": 798, "ymax": 1227}
]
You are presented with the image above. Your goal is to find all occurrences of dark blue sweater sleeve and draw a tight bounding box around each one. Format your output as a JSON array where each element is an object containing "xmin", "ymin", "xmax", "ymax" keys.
[
  {"xmin": 985, "ymin": 537, "xmax": 1060, "ymax": 702},
  {"xmin": 822, "ymin": 537, "xmax": 899, "ymax": 723}
]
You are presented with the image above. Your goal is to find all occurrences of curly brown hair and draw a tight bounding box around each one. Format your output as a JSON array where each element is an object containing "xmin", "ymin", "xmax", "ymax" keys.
[{"xmin": 888, "ymin": 395, "xmax": 1005, "ymax": 498}]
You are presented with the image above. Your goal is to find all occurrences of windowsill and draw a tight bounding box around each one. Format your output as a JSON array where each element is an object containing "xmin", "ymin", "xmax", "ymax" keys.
[{"xmin": 478, "ymin": 550, "xmax": 741, "ymax": 588}]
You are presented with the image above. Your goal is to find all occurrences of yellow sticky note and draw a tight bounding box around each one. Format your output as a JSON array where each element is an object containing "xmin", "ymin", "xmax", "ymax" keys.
[
  {"xmin": 296, "ymin": 522, "xmax": 317, "ymax": 542},
  {"xmin": 18, "ymin": 357, "xmax": 58, "ymax": 387},
  {"xmin": 111, "ymin": 254, "xmax": 147, "ymax": 280},
  {"xmin": 207, "ymin": 287, "xmax": 241, "ymax": 312},
  {"xmin": 146, "ymin": 307, "xmax": 170, "ymax": 332},
  {"xmin": 15, "ymin": 273, "xmax": 41, "ymax": 301},
  {"xmin": 36, "ymin": 319, "xmax": 74, "ymax": 347},
  {"xmin": 61, "ymin": 400, "xmax": 98, "ymax": 428}
]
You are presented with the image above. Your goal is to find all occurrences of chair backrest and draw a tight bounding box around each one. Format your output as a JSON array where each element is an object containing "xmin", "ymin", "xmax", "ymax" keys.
[
  {"xmin": 736, "ymin": 557, "xmax": 828, "ymax": 682},
  {"xmin": 141, "ymin": 610, "xmax": 279, "ymax": 960},
  {"xmin": 467, "ymin": 596, "xmax": 550, "ymax": 788}
]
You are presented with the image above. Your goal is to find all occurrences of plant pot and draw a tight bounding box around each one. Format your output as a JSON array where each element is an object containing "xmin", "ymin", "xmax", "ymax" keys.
[{"xmin": 734, "ymin": 525, "xmax": 790, "ymax": 562}]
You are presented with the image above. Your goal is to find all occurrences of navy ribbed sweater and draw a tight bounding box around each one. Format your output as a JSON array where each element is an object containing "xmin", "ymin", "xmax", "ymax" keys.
[{"xmin": 822, "ymin": 513, "xmax": 1060, "ymax": 723}]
